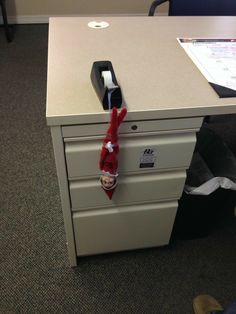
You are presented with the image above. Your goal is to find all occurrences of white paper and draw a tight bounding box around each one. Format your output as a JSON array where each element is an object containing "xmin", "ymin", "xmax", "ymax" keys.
[
  {"xmin": 185, "ymin": 177, "xmax": 236, "ymax": 195},
  {"xmin": 177, "ymin": 38, "xmax": 236, "ymax": 91}
]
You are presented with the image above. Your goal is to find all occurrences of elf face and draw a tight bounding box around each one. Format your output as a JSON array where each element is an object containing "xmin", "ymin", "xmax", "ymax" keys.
[{"xmin": 101, "ymin": 175, "xmax": 116, "ymax": 190}]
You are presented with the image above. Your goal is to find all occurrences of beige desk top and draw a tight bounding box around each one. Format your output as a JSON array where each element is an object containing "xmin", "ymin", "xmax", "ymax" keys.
[{"xmin": 46, "ymin": 16, "xmax": 236, "ymax": 126}]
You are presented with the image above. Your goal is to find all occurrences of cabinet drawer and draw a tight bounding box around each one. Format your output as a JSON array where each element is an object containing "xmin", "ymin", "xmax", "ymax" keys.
[
  {"xmin": 70, "ymin": 171, "xmax": 186, "ymax": 210},
  {"xmin": 62, "ymin": 117, "xmax": 203, "ymax": 137},
  {"xmin": 65, "ymin": 132, "xmax": 196, "ymax": 178},
  {"xmin": 73, "ymin": 201, "xmax": 178, "ymax": 256}
]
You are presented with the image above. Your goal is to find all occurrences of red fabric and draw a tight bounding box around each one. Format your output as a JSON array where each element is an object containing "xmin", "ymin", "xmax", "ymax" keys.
[{"xmin": 99, "ymin": 107, "xmax": 127, "ymax": 199}]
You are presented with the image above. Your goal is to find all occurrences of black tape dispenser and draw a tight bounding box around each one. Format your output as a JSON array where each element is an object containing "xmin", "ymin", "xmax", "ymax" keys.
[{"xmin": 90, "ymin": 61, "xmax": 122, "ymax": 110}]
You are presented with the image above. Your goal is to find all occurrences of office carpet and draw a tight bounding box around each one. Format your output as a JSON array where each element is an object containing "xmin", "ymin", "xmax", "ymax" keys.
[{"xmin": 0, "ymin": 24, "xmax": 236, "ymax": 314}]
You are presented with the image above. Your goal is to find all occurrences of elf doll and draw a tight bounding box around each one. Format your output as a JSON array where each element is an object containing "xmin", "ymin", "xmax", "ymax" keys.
[{"xmin": 99, "ymin": 107, "xmax": 127, "ymax": 199}]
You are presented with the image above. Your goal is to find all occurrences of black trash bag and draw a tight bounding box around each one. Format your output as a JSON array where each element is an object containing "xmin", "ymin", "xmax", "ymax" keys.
[
  {"xmin": 173, "ymin": 189, "xmax": 234, "ymax": 239},
  {"xmin": 173, "ymin": 124, "xmax": 236, "ymax": 239},
  {"xmin": 185, "ymin": 125, "xmax": 236, "ymax": 195}
]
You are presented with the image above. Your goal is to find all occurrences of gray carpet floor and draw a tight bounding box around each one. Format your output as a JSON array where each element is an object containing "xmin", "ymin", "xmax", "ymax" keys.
[{"xmin": 0, "ymin": 24, "xmax": 236, "ymax": 314}]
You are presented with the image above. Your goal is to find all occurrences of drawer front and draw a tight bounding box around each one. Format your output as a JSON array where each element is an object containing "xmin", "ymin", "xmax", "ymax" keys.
[
  {"xmin": 73, "ymin": 201, "xmax": 178, "ymax": 256},
  {"xmin": 70, "ymin": 171, "xmax": 186, "ymax": 210},
  {"xmin": 65, "ymin": 132, "xmax": 196, "ymax": 178},
  {"xmin": 62, "ymin": 117, "xmax": 203, "ymax": 137}
]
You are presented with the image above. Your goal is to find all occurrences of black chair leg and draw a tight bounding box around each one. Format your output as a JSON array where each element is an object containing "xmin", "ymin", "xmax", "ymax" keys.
[
  {"xmin": 148, "ymin": 0, "xmax": 168, "ymax": 16},
  {"xmin": 0, "ymin": 0, "xmax": 12, "ymax": 42}
]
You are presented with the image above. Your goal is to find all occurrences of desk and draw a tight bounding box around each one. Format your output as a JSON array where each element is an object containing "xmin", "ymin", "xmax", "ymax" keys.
[{"xmin": 46, "ymin": 17, "xmax": 236, "ymax": 266}]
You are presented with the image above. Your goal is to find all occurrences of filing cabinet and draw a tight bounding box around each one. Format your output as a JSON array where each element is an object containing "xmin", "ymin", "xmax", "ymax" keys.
[{"xmin": 50, "ymin": 116, "xmax": 203, "ymax": 265}]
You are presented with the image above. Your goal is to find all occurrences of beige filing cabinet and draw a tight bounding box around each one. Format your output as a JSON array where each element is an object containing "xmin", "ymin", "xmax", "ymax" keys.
[{"xmin": 46, "ymin": 17, "xmax": 236, "ymax": 266}]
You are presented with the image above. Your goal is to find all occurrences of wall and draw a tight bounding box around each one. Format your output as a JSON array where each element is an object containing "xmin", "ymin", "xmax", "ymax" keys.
[{"xmin": 6, "ymin": 0, "xmax": 169, "ymax": 23}]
